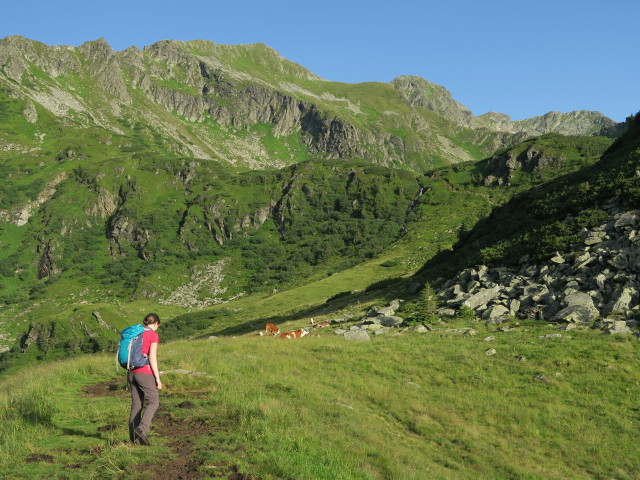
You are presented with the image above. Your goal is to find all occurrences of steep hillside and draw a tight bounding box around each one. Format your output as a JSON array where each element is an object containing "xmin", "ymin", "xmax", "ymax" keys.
[
  {"xmin": 0, "ymin": 154, "xmax": 433, "ymax": 367},
  {"xmin": 416, "ymin": 112, "xmax": 640, "ymax": 287},
  {"xmin": 0, "ymin": 157, "xmax": 425, "ymax": 302},
  {"xmin": 0, "ymin": 36, "xmax": 620, "ymax": 171}
]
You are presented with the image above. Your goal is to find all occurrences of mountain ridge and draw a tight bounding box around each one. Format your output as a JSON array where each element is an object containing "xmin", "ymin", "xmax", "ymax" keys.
[{"xmin": 0, "ymin": 36, "xmax": 621, "ymax": 170}]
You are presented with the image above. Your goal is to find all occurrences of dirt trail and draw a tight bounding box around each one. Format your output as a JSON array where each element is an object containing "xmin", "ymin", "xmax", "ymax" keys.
[{"xmin": 84, "ymin": 378, "xmax": 258, "ymax": 480}]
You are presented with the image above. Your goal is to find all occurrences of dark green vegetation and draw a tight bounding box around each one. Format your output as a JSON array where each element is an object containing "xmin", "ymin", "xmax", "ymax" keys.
[
  {"xmin": 417, "ymin": 112, "xmax": 640, "ymax": 282},
  {"xmin": 0, "ymin": 104, "xmax": 627, "ymax": 370},
  {"xmin": 0, "ymin": 154, "xmax": 427, "ymax": 300}
]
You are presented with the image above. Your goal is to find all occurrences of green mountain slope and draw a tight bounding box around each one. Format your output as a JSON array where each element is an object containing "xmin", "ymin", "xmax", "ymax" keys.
[
  {"xmin": 1, "ymin": 35, "xmax": 638, "ymax": 480},
  {"xmin": 0, "ymin": 36, "xmax": 620, "ymax": 171},
  {"xmin": 0, "ymin": 125, "xmax": 616, "ymax": 369}
]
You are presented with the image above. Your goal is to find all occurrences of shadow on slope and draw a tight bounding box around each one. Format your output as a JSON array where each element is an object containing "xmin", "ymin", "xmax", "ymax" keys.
[{"xmin": 415, "ymin": 112, "xmax": 640, "ymax": 283}]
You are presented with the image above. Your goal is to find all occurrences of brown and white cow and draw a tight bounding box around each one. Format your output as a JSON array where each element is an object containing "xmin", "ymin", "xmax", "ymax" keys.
[{"xmin": 278, "ymin": 328, "xmax": 309, "ymax": 339}]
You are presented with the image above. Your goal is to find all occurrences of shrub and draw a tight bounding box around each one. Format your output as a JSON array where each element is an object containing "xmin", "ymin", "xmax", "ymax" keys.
[
  {"xmin": 402, "ymin": 283, "xmax": 440, "ymax": 324},
  {"xmin": 458, "ymin": 305, "xmax": 476, "ymax": 320}
]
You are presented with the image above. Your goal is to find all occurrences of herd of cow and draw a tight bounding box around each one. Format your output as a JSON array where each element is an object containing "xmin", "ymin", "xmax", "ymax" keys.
[{"xmin": 256, "ymin": 318, "xmax": 332, "ymax": 339}]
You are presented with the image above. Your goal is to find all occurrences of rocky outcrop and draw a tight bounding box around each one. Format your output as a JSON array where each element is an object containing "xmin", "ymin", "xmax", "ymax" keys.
[
  {"xmin": 483, "ymin": 145, "xmax": 561, "ymax": 186},
  {"xmin": 331, "ymin": 300, "xmax": 407, "ymax": 339},
  {"xmin": 108, "ymin": 215, "xmax": 150, "ymax": 260},
  {"xmin": 85, "ymin": 188, "xmax": 119, "ymax": 218},
  {"xmin": 92, "ymin": 311, "xmax": 118, "ymax": 333},
  {"xmin": 0, "ymin": 35, "xmax": 621, "ymax": 172},
  {"xmin": 516, "ymin": 111, "xmax": 618, "ymax": 137},
  {"xmin": 37, "ymin": 238, "xmax": 61, "ymax": 279},
  {"xmin": 391, "ymin": 75, "xmax": 476, "ymax": 128},
  {"xmin": 0, "ymin": 172, "xmax": 67, "ymax": 226},
  {"xmin": 0, "ymin": 36, "xmax": 81, "ymax": 82},
  {"xmin": 23, "ymin": 99, "xmax": 37, "ymax": 123},
  {"xmin": 477, "ymin": 110, "xmax": 619, "ymax": 137},
  {"xmin": 391, "ymin": 75, "xmax": 620, "ymax": 139},
  {"xmin": 78, "ymin": 38, "xmax": 130, "ymax": 104},
  {"xmin": 437, "ymin": 199, "xmax": 640, "ymax": 334},
  {"xmin": 159, "ymin": 259, "xmax": 231, "ymax": 309}
]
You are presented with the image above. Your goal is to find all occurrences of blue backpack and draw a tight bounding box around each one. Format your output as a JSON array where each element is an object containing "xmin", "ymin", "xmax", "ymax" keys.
[{"xmin": 117, "ymin": 324, "xmax": 150, "ymax": 370}]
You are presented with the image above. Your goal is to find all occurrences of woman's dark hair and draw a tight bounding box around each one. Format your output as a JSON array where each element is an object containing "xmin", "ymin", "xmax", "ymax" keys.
[{"xmin": 143, "ymin": 313, "xmax": 160, "ymax": 326}]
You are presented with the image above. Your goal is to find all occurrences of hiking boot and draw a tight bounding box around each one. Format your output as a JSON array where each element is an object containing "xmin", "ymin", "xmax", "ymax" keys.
[{"xmin": 133, "ymin": 427, "xmax": 150, "ymax": 446}]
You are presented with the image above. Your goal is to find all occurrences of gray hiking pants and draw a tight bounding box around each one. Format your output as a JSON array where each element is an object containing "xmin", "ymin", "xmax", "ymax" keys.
[{"xmin": 128, "ymin": 372, "xmax": 159, "ymax": 439}]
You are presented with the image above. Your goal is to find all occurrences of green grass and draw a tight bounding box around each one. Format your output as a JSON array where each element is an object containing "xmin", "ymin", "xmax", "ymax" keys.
[{"xmin": 1, "ymin": 318, "xmax": 638, "ymax": 479}]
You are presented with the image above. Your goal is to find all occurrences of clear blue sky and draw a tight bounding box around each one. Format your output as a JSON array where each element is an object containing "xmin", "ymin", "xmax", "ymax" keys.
[{"xmin": 2, "ymin": 0, "xmax": 637, "ymax": 122}]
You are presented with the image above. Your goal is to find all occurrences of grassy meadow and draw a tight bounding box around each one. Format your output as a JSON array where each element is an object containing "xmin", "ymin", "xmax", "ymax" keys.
[{"xmin": 1, "ymin": 317, "xmax": 638, "ymax": 479}]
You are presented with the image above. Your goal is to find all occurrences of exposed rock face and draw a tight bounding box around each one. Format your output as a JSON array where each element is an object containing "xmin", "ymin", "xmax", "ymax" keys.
[
  {"xmin": 437, "ymin": 200, "xmax": 640, "ymax": 333},
  {"xmin": 37, "ymin": 239, "xmax": 61, "ymax": 279},
  {"xmin": 482, "ymin": 146, "xmax": 560, "ymax": 185},
  {"xmin": 391, "ymin": 75, "xmax": 476, "ymax": 128},
  {"xmin": 108, "ymin": 215, "xmax": 150, "ymax": 260},
  {"xmin": 78, "ymin": 38, "xmax": 130, "ymax": 104},
  {"xmin": 159, "ymin": 259, "xmax": 230, "ymax": 309},
  {"xmin": 86, "ymin": 188, "xmax": 119, "ymax": 218},
  {"xmin": 179, "ymin": 199, "xmax": 277, "ymax": 249},
  {"xmin": 0, "ymin": 172, "xmax": 67, "ymax": 226},
  {"xmin": 92, "ymin": 311, "xmax": 118, "ymax": 333},
  {"xmin": 23, "ymin": 99, "xmax": 37, "ymax": 123},
  {"xmin": 516, "ymin": 111, "xmax": 618, "ymax": 136},
  {"xmin": 477, "ymin": 110, "xmax": 619, "ymax": 137}
]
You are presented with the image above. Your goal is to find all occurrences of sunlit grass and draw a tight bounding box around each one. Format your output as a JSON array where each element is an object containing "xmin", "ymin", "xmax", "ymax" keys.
[{"xmin": 1, "ymin": 318, "xmax": 637, "ymax": 479}]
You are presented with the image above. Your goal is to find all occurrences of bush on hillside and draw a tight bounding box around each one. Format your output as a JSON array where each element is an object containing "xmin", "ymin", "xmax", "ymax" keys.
[{"xmin": 401, "ymin": 283, "xmax": 440, "ymax": 324}]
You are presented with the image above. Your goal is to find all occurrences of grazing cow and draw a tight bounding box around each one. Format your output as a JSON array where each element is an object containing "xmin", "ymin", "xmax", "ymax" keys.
[
  {"xmin": 265, "ymin": 323, "xmax": 280, "ymax": 335},
  {"xmin": 278, "ymin": 329, "xmax": 309, "ymax": 339}
]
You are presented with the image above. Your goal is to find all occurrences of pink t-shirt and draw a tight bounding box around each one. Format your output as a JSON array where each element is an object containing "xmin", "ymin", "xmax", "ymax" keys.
[{"xmin": 130, "ymin": 329, "xmax": 159, "ymax": 375}]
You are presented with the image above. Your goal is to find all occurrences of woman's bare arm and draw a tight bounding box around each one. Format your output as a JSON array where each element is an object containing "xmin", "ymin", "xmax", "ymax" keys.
[{"xmin": 148, "ymin": 342, "xmax": 163, "ymax": 390}]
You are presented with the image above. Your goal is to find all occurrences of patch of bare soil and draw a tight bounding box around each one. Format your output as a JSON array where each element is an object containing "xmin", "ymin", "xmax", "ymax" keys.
[
  {"xmin": 83, "ymin": 377, "xmax": 127, "ymax": 397},
  {"xmin": 84, "ymin": 377, "xmax": 260, "ymax": 480},
  {"xmin": 25, "ymin": 453, "xmax": 54, "ymax": 463}
]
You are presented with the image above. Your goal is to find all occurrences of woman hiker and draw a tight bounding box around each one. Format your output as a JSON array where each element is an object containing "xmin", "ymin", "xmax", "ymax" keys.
[{"xmin": 129, "ymin": 313, "xmax": 162, "ymax": 445}]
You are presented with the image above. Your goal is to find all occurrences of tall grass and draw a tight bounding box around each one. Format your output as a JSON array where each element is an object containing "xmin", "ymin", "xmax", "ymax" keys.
[{"xmin": 0, "ymin": 371, "xmax": 58, "ymax": 464}]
